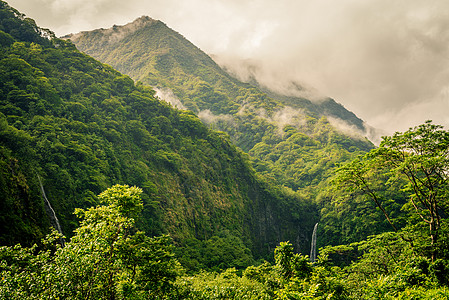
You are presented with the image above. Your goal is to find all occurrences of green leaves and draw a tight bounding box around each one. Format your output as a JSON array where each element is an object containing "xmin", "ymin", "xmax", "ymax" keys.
[
  {"xmin": 0, "ymin": 185, "xmax": 180, "ymax": 299},
  {"xmin": 98, "ymin": 184, "xmax": 143, "ymax": 217},
  {"xmin": 335, "ymin": 121, "xmax": 449, "ymax": 260},
  {"xmin": 274, "ymin": 241, "xmax": 312, "ymax": 281}
]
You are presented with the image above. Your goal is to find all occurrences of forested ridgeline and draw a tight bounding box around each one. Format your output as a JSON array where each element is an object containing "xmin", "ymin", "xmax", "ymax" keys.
[
  {"xmin": 66, "ymin": 17, "xmax": 398, "ymax": 247},
  {"xmin": 67, "ymin": 17, "xmax": 373, "ymax": 191}
]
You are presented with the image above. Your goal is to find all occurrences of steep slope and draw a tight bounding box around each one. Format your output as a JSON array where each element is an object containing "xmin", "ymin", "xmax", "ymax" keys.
[
  {"xmin": 0, "ymin": 1, "xmax": 316, "ymax": 260},
  {"xmin": 66, "ymin": 17, "xmax": 374, "ymax": 196}
]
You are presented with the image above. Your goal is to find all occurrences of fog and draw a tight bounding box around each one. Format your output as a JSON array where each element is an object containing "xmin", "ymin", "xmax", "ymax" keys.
[
  {"xmin": 7, "ymin": 0, "xmax": 449, "ymax": 134},
  {"xmin": 154, "ymin": 87, "xmax": 186, "ymax": 110}
]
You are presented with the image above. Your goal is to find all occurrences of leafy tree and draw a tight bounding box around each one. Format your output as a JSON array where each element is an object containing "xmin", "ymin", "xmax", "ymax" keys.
[
  {"xmin": 0, "ymin": 184, "xmax": 180, "ymax": 299},
  {"xmin": 274, "ymin": 241, "xmax": 312, "ymax": 281},
  {"xmin": 335, "ymin": 121, "xmax": 449, "ymax": 260}
]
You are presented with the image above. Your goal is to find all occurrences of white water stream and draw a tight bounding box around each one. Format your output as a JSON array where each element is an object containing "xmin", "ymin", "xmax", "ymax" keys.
[
  {"xmin": 37, "ymin": 174, "xmax": 65, "ymax": 246},
  {"xmin": 310, "ymin": 223, "xmax": 318, "ymax": 262}
]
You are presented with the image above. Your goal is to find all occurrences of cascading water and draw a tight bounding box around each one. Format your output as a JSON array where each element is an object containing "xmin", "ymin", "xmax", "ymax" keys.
[
  {"xmin": 37, "ymin": 174, "xmax": 65, "ymax": 247},
  {"xmin": 309, "ymin": 223, "xmax": 318, "ymax": 262}
]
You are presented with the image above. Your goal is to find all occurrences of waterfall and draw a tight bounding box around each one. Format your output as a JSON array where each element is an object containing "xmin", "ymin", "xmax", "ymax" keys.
[
  {"xmin": 310, "ymin": 223, "xmax": 318, "ymax": 262},
  {"xmin": 37, "ymin": 174, "xmax": 65, "ymax": 247}
]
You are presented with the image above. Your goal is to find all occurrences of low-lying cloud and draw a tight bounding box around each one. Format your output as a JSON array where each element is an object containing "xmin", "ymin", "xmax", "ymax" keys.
[
  {"xmin": 154, "ymin": 87, "xmax": 186, "ymax": 110},
  {"xmin": 198, "ymin": 109, "xmax": 234, "ymax": 126}
]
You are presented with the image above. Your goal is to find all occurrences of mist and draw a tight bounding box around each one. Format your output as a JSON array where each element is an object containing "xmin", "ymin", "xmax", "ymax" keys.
[
  {"xmin": 154, "ymin": 87, "xmax": 187, "ymax": 110},
  {"xmin": 8, "ymin": 0, "xmax": 449, "ymax": 134}
]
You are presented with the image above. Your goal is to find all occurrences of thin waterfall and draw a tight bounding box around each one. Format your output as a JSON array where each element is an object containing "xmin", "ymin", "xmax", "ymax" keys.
[
  {"xmin": 310, "ymin": 223, "xmax": 318, "ymax": 262},
  {"xmin": 37, "ymin": 174, "xmax": 65, "ymax": 247}
]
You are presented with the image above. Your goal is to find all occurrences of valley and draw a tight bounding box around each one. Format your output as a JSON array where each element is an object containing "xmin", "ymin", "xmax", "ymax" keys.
[{"xmin": 0, "ymin": 1, "xmax": 448, "ymax": 298}]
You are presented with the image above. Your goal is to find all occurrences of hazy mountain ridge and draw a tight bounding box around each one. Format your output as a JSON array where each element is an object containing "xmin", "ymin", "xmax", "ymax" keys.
[
  {"xmin": 67, "ymin": 16, "xmax": 368, "ymax": 133},
  {"xmin": 216, "ymin": 56, "xmax": 367, "ymax": 132},
  {"xmin": 67, "ymin": 16, "xmax": 374, "ymax": 195},
  {"xmin": 65, "ymin": 16, "xmax": 157, "ymax": 44}
]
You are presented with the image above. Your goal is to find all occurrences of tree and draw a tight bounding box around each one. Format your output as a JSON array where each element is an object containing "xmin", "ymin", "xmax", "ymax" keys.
[
  {"xmin": 335, "ymin": 121, "xmax": 449, "ymax": 260},
  {"xmin": 0, "ymin": 184, "xmax": 180, "ymax": 299},
  {"xmin": 274, "ymin": 241, "xmax": 312, "ymax": 281}
]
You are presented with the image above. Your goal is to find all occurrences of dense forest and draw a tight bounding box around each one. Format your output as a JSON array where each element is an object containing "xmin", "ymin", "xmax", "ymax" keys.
[
  {"xmin": 67, "ymin": 17, "xmax": 391, "ymax": 248},
  {"xmin": 0, "ymin": 0, "xmax": 317, "ymax": 264},
  {"xmin": 1, "ymin": 1, "xmax": 449, "ymax": 299}
]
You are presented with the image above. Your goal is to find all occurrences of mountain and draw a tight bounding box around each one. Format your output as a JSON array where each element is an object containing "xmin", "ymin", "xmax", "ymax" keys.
[
  {"xmin": 66, "ymin": 16, "xmax": 367, "ymax": 129},
  {"xmin": 0, "ymin": 1, "xmax": 317, "ymax": 263},
  {"xmin": 66, "ymin": 16, "xmax": 374, "ymax": 197},
  {"xmin": 2, "ymin": 5, "xmax": 448, "ymax": 298}
]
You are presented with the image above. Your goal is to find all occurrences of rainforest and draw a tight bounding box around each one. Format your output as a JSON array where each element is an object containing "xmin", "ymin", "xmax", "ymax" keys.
[{"xmin": 0, "ymin": 1, "xmax": 448, "ymax": 299}]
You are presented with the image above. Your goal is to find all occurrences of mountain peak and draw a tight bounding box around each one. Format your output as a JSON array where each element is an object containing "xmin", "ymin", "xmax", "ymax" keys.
[
  {"xmin": 126, "ymin": 15, "xmax": 157, "ymax": 28},
  {"xmin": 65, "ymin": 15, "xmax": 158, "ymax": 44}
]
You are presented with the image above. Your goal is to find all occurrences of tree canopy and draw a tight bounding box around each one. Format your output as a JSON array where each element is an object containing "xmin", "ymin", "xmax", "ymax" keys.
[{"xmin": 335, "ymin": 121, "xmax": 449, "ymax": 260}]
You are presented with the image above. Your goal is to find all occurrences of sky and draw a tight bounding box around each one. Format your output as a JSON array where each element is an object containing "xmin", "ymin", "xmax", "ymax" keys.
[{"xmin": 7, "ymin": 0, "xmax": 449, "ymax": 135}]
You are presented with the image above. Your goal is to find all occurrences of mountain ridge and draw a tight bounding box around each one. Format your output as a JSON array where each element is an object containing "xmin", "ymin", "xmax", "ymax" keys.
[
  {"xmin": 64, "ymin": 16, "xmax": 158, "ymax": 49},
  {"xmin": 66, "ymin": 16, "xmax": 374, "ymax": 195},
  {"xmin": 66, "ymin": 16, "xmax": 369, "ymax": 135}
]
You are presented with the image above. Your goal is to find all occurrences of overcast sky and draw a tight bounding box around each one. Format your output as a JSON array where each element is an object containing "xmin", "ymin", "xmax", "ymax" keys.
[{"xmin": 7, "ymin": 0, "xmax": 449, "ymax": 134}]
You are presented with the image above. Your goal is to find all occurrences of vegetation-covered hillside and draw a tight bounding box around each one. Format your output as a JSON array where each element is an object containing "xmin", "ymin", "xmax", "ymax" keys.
[
  {"xmin": 3, "ymin": 131, "xmax": 449, "ymax": 298},
  {"xmin": 66, "ymin": 17, "xmax": 373, "ymax": 190},
  {"xmin": 0, "ymin": 1, "xmax": 317, "ymax": 264},
  {"xmin": 2, "ymin": 3, "xmax": 449, "ymax": 299},
  {"xmin": 66, "ymin": 17, "xmax": 386, "ymax": 246}
]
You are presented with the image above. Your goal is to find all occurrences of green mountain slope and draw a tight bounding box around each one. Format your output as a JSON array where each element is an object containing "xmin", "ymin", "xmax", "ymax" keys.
[
  {"xmin": 67, "ymin": 17, "xmax": 374, "ymax": 203},
  {"xmin": 0, "ymin": 1, "xmax": 317, "ymax": 261},
  {"xmin": 66, "ymin": 17, "xmax": 402, "ymax": 248}
]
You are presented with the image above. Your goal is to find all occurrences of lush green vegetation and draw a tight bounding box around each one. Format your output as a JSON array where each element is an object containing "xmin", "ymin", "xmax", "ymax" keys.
[
  {"xmin": 1, "ymin": 185, "xmax": 180, "ymax": 299},
  {"xmin": 68, "ymin": 17, "xmax": 387, "ymax": 247},
  {"xmin": 334, "ymin": 121, "xmax": 449, "ymax": 261},
  {"xmin": 2, "ymin": 186, "xmax": 448, "ymax": 299},
  {"xmin": 2, "ymin": 2, "xmax": 449, "ymax": 298},
  {"xmin": 0, "ymin": 0, "xmax": 316, "ymax": 263}
]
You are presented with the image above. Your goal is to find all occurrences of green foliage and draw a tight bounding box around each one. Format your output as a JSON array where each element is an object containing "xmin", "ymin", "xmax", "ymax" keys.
[
  {"xmin": 176, "ymin": 241, "xmax": 348, "ymax": 300},
  {"xmin": 317, "ymin": 171, "xmax": 407, "ymax": 248},
  {"xmin": 97, "ymin": 184, "xmax": 143, "ymax": 217},
  {"xmin": 0, "ymin": 2, "xmax": 317, "ymax": 266},
  {"xmin": 68, "ymin": 17, "xmax": 376, "ymax": 249},
  {"xmin": 176, "ymin": 268, "xmax": 273, "ymax": 300},
  {"xmin": 0, "ymin": 185, "xmax": 180, "ymax": 299},
  {"xmin": 177, "ymin": 231, "xmax": 255, "ymax": 272},
  {"xmin": 274, "ymin": 241, "xmax": 312, "ymax": 281},
  {"xmin": 334, "ymin": 121, "xmax": 449, "ymax": 260},
  {"xmin": 2, "ymin": 203, "xmax": 449, "ymax": 299}
]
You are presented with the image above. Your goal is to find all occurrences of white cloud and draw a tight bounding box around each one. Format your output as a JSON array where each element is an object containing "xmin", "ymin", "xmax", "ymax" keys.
[{"xmin": 154, "ymin": 87, "xmax": 186, "ymax": 110}]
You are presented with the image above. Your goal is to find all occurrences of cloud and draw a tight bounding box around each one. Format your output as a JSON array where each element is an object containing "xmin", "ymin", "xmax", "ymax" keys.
[
  {"xmin": 214, "ymin": 55, "xmax": 327, "ymax": 102},
  {"xmin": 8, "ymin": 0, "xmax": 449, "ymax": 134},
  {"xmin": 201, "ymin": 0, "xmax": 449, "ymax": 135},
  {"xmin": 198, "ymin": 109, "xmax": 234, "ymax": 126},
  {"xmin": 327, "ymin": 117, "xmax": 383, "ymax": 145},
  {"xmin": 270, "ymin": 106, "xmax": 307, "ymax": 135},
  {"xmin": 154, "ymin": 87, "xmax": 186, "ymax": 110}
]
